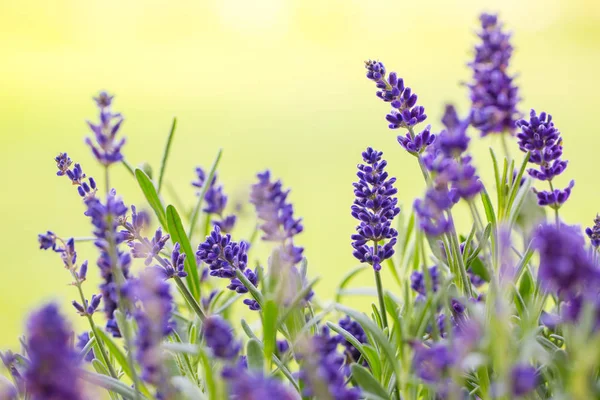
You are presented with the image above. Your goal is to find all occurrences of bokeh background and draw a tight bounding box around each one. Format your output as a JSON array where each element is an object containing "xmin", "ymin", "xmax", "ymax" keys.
[{"xmin": 1, "ymin": 0, "xmax": 600, "ymax": 348}]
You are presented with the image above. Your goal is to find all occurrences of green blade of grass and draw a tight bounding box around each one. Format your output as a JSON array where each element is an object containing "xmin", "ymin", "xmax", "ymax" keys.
[
  {"xmin": 135, "ymin": 169, "xmax": 168, "ymax": 231},
  {"xmin": 157, "ymin": 117, "xmax": 177, "ymax": 194}
]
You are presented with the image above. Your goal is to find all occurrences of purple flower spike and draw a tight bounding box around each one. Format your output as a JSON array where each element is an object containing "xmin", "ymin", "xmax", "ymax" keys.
[
  {"xmin": 76, "ymin": 332, "xmax": 95, "ymax": 362},
  {"xmin": 337, "ymin": 316, "xmax": 368, "ymax": 363},
  {"xmin": 414, "ymin": 183, "xmax": 453, "ymax": 236},
  {"xmin": 397, "ymin": 125, "xmax": 435, "ymax": 155},
  {"xmin": 203, "ymin": 316, "xmax": 241, "ymax": 360},
  {"xmin": 85, "ymin": 91, "xmax": 125, "ymax": 166},
  {"xmin": 24, "ymin": 303, "xmax": 85, "ymax": 400},
  {"xmin": 130, "ymin": 228, "xmax": 170, "ymax": 266},
  {"xmin": 468, "ymin": 13, "xmax": 520, "ymax": 136},
  {"xmin": 411, "ymin": 341, "xmax": 455, "ymax": 383},
  {"xmin": 448, "ymin": 156, "xmax": 484, "ymax": 201},
  {"xmin": 351, "ymin": 148, "xmax": 400, "ymax": 271},
  {"xmin": 586, "ymin": 214, "xmax": 600, "ymax": 248},
  {"xmin": 410, "ymin": 266, "xmax": 440, "ymax": 296},
  {"xmin": 534, "ymin": 180, "xmax": 574, "ymax": 209},
  {"xmin": 511, "ymin": 364, "xmax": 538, "ymax": 396},
  {"xmin": 364, "ymin": 60, "xmax": 428, "ymax": 130},
  {"xmin": 133, "ymin": 268, "xmax": 175, "ymax": 396}
]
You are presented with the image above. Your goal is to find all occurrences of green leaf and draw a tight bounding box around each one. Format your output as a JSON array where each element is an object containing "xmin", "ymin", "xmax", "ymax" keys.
[
  {"xmin": 135, "ymin": 168, "xmax": 168, "ymax": 231},
  {"xmin": 94, "ymin": 328, "xmax": 133, "ymax": 382},
  {"xmin": 335, "ymin": 265, "xmax": 369, "ymax": 303},
  {"xmin": 335, "ymin": 305, "xmax": 402, "ymax": 395},
  {"xmin": 198, "ymin": 348, "xmax": 217, "ymax": 400},
  {"xmin": 171, "ymin": 376, "xmax": 208, "ymax": 400},
  {"xmin": 371, "ymin": 303, "xmax": 383, "ymax": 329},
  {"xmin": 157, "ymin": 117, "xmax": 177, "ymax": 194},
  {"xmin": 78, "ymin": 334, "xmax": 97, "ymax": 362},
  {"xmin": 82, "ymin": 370, "xmax": 146, "ymax": 400},
  {"xmin": 121, "ymin": 159, "xmax": 135, "ymax": 176},
  {"xmin": 262, "ymin": 300, "xmax": 278, "ymax": 370},
  {"xmin": 505, "ymin": 152, "xmax": 530, "ymax": 214},
  {"xmin": 327, "ymin": 322, "xmax": 376, "ymax": 372},
  {"xmin": 246, "ymin": 339, "xmax": 265, "ymax": 372},
  {"xmin": 166, "ymin": 205, "xmax": 201, "ymax": 300},
  {"xmin": 361, "ymin": 344, "xmax": 382, "ymax": 381},
  {"xmin": 189, "ymin": 149, "xmax": 223, "ymax": 239},
  {"xmin": 351, "ymin": 363, "xmax": 390, "ymax": 399},
  {"xmin": 163, "ymin": 342, "xmax": 199, "ymax": 355},
  {"xmin": 480, "ymin": 188, "xmax": 497, "ymax": 226},
  {"xmin": 489, "ymin": 148, "xmax": 502, "ymax": 212}
]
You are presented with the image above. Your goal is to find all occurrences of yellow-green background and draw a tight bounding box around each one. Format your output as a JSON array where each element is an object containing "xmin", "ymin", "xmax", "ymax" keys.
[{"xmin": 1, "ymin": 0, "xmax": 599, "ymax": 348}]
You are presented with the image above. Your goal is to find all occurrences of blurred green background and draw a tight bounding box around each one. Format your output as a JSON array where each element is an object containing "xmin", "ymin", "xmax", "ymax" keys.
[{"xmin": 1, "ymin": 0, "xmax": 600, "ymax": 348}]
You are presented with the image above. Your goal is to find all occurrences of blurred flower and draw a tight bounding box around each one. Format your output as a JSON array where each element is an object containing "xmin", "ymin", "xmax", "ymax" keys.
[
  {"xmin": 532, "ymin": 223, "xmax": 597, "ymax": 297},
  {"xmin": 119, "ymin": 205, "xmax": 151, "ymax": 242},
  {"xmin": 223, "ymin": 368, "xmax": 298, "ymax": 400},
  {"xmin": 447, "ymin": 156, "xmax": 483, "ymax": 201},
  {"xmin": 85, "ymin": 91, "xmax": 126, "ymax": 165},
  {"xmin": 133, "ymin": 268, "xmax": 175, "ymax": 396},
  {"xmin": 411, "ymin": 341, "xmax": 455, "ymax": 383},
  {"xmin": 85, "ymin": 189, "xmax": 131, "ymax": 337},
  {"xmin": 337, "ymin": 316, "xmax": 368, "ymax": 363},
  {"xmin": 130, "ymin": 228, "xmax": 170, "ymax": 266},
  {"xmin": 250, "ymin": 170, "xmax": 304, "ymax": 265},
  {"xmin": 351, "ymin": 147, "xmax": 400, "ymax": 271},
  {"xmin": 202, "ymin": 316, "xmax": 240, "ymax": 360},
  {"xmin": 586, "ymin": 214, "xmax": 600, "ymax": 248},
  {"xmin": 299, "ymin": 328, "xmax": 361, "ymax": 400},
  {"xmin": 414, "ymin": 182, "xmax": 453, "ymax": 236},
  {"xmin": 468, "ymin": 13, "xmax": 519, "ymax": 136},
  {"xmin": 24, "ymin": 303, "xmax": 84, "ymax": 400},
  {"xmin": 510, "ymin": 364, "xmax": 538, "ymax": 396},
  {"xmin": 76, "ymin": 332, "xmax": 95, "ymax": 362},
  {"xmin": 410, "ymin": 266, "xmax": 440, "ymax": 297},
  {"xmin": 193, "ymin": 167, "xmax": 237, "ymax": 232}
]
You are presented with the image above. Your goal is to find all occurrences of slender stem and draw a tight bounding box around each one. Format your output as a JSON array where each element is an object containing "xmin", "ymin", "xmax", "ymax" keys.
[
  {"xmin": 104, "ymin": 166, "xmax": 142, "ymax": 400},
  {"xmin": 447, "ymin": 215, "xmax": 473, "ymax": 298},
  {"xmin": 548, "ymin": 181, "xmax": 559, "ymax": 225},
  {"xmin": 174, "ymin": 276, "xmax": 206, "ymax": 321},
  {"xmin": 373, "ymin": 242, "xmax": 389, "ymax": 329},
  {"xmin": 72, "ymin": 274, "xmax": 119, "ymax": 379},
  {"xmin": 501, "ymin": 133, "xmax": 511, "ymax": 162}
]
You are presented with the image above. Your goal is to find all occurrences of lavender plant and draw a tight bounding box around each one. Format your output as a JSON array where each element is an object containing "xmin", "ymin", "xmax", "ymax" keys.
[{"xmin": 3, "ymin": 11, "xmax": 600, "ymax": 400}]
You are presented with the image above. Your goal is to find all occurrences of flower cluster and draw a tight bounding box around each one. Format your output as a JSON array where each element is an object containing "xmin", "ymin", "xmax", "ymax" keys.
[
  {"xmin": 133, "ymin": 268, "xmax": 175, "ymax": 397},
  {"xmin": 337, "ymin": 316, "xmax": 368, "ymax": 363},
  {"xmin": 202, "ymin": 316, "xmax": 241, "ymax": 360},
  {"xmin": 468, "ymin": 13, "xmax": 520, "ymax": 136},
  {"xmin": 24, "ymin": 303, "xmax": 85, "ymax": 400},
  {"xmin": 193, "ymin": 167, "xmax": 237, "ymax": 233},
  {"xmin": 85, "ymin": 189, "xmax": 132, "ymax": 337},
  {"xmin": 299, "ymin": 327, "xmax": 361, "ymax": 400},
  {"xmin": 197, "ymin": 227, "xmax": 258, "ymax": 310},
  {"xmin": 54, "ymin": 153, "xmax": 97, "ymax": 199},
  {"xmin": 86, "ymin": 91, "xmax": 126, "ymax": 165},
  {"xmin": 351, "ymin": 147, "xmax": 400, "ymax": 270},
  {"xmin": 516, "ymin": 110, "xmax": 574, "ymax": 209},
  {"xmin": 586, "ymin": 214, "xmax": 600, "ymax": 248}
]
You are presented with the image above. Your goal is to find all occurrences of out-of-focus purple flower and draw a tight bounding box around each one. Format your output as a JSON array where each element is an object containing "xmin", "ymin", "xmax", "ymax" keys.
[
  {"xmin": 586, "ymin": 214, "xmax": 600, "ymax": 248},
  {"xmin": 85, "ymin": 91, "xmax": 126, "ymax": 165},
  {"xmin": 193, "ymin": 167, "xmax": 237, "ymax": 233},
  {"xmin": 299, "ymin": 328, "xmax": 361, "ymax": 400},
  {"xmin": 448, "ymin": 157, "xmax": 483, "ymax": 201},
  {"xmin": 439, "ymin": 105, "xmax": 471, "ymax": 157},
  {"xmin": 411, "ymin": 342, "xmax": 455, "ymax": 383},
  {"xmin": 250, "ymin": 170, "xmax": 304, "ymax": 265},
  {"xmin": 24, "ymin": 303, "xmax": 84, "ymax": 400},
  {"xmin": 1, "ymin": 351, "xmax": 24, "ymax": 394},
  {"xmin": 510, "ymin": 364, "xmax": 538, "ymax": 396},
  {"xmin": 76, "ymin": 332, "xmax": 95, "ymax": 362},
  {"xmin": 203, "ymin": 316, "xmax": 241, "ymax": 360},
  {"xmin": 120, "ymin": 205, "xmax": 151, "ymax": 242},
  {"xmin": 130, "ymin": 228, "xmax": 170, "ymax": 266},
  {"xmin": 201, "ymin": 289, "xmax": 218, "ymax": 310},
  {"xmin": 351, "ymin": 148, "xmax": 400, "ymax": 271},
  {"xmin": 223, "ymin": 367, "xmax": 298, "ymax": 400},
  {"xmin": 85, "ymin": 189, "xmax": 131, "ymax": 337},
  {"xmin": 397, "ymin": 125, "xmax": 436, "ymax": 155},
  {"xmin": 337, "ymin": 316, "xmax": 368, "ymax": 363},
  {"xmin": 0, "ymin": 382, "xmax": 17, "ymax": 400},
  {"xmin": 133, "ymin": 268, "xmax": 175, "ymax": 395},
  {"xmin": 277, "ymin": 340, "xmax": 290, "ymax": 356},
  {"xmin": 532, "ymin": 223, "xmax": 597, "ymax": 297},
  {"xmin": 534, "ymin": 180, "xmax": 574, "ymax": 209},
  {"xmin": 410, "ymin": 266, "xmax": 440, "ymax": 296},
  {"xmin": 468, "ymin": 13, "xmax": 519, "ymax": 136},
  {"xmin": 414, "ymin": 182, "xmax": 453, "ymax": 236}
]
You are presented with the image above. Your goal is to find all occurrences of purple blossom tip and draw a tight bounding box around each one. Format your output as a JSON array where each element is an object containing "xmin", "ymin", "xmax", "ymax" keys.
[{"xmin": 203, "ymin": 316, "xmax": 241, "ymax": 360}]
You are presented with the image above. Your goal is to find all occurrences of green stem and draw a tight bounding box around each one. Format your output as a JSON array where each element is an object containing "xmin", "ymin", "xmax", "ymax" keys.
[
  {"xmin": 373, "ymin": 242, "xmax": 389, "ymax": 329},
  {"xmin": 501, "ymin": 132, "xmax": 511, "ymax": 162},
  {"xmin": 447, "ymin": 215, "xmax": 473, "ymax": 298},
  {"xmin": 72, "ymin": 274, "xmax": 119, "ymax": 380},
  {"xmin": 174, "ymin": 276, "xmax": 206, "ymax": 321}
]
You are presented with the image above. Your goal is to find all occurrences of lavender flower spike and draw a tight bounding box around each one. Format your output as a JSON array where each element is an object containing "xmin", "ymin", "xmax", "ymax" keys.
[
  {"xmin": 202, "ymin": 315, "xmax": 241, "ymax": 360},
  {"xmin": 586, "ymin": 214, "xmax": 600, "ymax": 248},
  {"xmin": 133, "ymin": 268, "xmax": 176, "ymax": 397},
  {"xmin": 193, "ymin": 167, "xmax": 237, "ymax": 232},
  {"xmin": 468, "ymin": 13, "xmax": 520, "ymax": 136},
  {"xmin": 365, "ymin": 60, "xmax": 427, "ymax": 129},
  {"xmin": 85, "ymin": 91, "xmax": 126, "ymax": 165},
  {"xmin": 24, "ymin": 303, "xmax": 85, "ymax": 400},
  {"xmin": 351, "ymin": 147, "xmax": 400, "ymax": 271}
]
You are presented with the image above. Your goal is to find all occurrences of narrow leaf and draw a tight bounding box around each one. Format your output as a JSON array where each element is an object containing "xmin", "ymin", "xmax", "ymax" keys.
[
  {"xmin": 171, "ymin": 376, "xmax": 208, "ymax": 400},
  {"xmin": 167, "ymin": 205, "xmax": 201, "ymax": 300},
  {"xmin": 82, "ymin": 371, "xmax": 145, "ymax": 400},
  {"xmin": 94, "ymin": 328, "xmax": 134, "ymax": 382},
  {"xmin": 157, "ymin": 117, "xmax": 177, "ymax": 194},
  {"xmin": 135, "ymin": 169, "xmax": 168, "ymax": 231},
  {"xmin": 246, "ymin": 339, "xmax": 265, "ymax": 372},
  {"xmin": 335, "ymin": 265, "xmax": 369, "ymax": 303},
  {"xmin": 351, "ymin": 363, "xmax": 390, "ymax": 399}
]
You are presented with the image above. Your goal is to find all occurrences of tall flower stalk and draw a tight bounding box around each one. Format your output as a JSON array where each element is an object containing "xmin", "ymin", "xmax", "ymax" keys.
[{"xmin": 351, "ymin": 147, "xmax": 400, "ymax": 328}]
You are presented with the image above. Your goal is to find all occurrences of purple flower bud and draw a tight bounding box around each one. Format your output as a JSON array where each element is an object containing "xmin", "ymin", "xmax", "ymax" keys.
[
  {"xmin": 86, "ymin": 91, "xmax": 125, "ymax": 166},
  {"xmin": 586, "ymin": 214, "xmax": 600, "ymax": 248},
  {"xmin": 511, "ymin": 364, "xmax": 538, "ymax": 396},
  {"xmin": 76, "ymin": 332, "xmax": 95, "ymax": 363},
  {"xmin": 533, "ymin": 180, "xmax": 574, "ymax": 209},
  {"xmin": 38, "ymin": 231, "xmax": 56, "ymax": 250},
  {"xmin": 55, "ymin": 153, "xmax": 73, "ymax": 176},
  {"xmin": 202, "ymin": 316, "xmax": 240, "ymax": 360}
]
